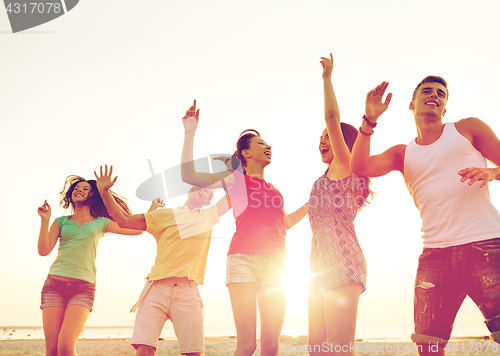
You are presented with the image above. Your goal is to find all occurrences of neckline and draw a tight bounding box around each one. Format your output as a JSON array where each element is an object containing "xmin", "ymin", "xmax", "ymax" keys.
[
  {"xmin": 246, "ymin": 173, "xmax": 266, "ymax": 182},
  {"xmin": 323, "ymin": 172, "xmax": 354, "ymax": 183},
  {"xmin": 66, "ymin": 216, "xmax": 97, "ymax": 227},
  {"xmin": 413, "ymin": 123, "xmax": 449, "ymax": 147},
  {"xmin": 245, "ymin": 172, "xmax": 270, "ymax": 184},
  {"xmin": 178, "ymin": 205, "xmax": 202, "ymax": 214}
]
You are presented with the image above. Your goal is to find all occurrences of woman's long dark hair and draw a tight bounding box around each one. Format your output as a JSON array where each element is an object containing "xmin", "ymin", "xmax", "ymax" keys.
[
  {"xmin": 59, "ymin": 175, "xmax": 131, "ymax": 220},
  {"xmin": 340, "ymin": 123, "xmax": 373, "ymax": 206},
  {"xmin": 232, "ymin": 129, "xmax": 261, "ymax": 174}
]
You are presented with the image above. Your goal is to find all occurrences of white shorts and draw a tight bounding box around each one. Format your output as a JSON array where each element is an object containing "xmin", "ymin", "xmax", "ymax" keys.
[
  {"xmin": 131, "ymin": 279, "xmax": 204, "ymax": 354},
  {"xmin": 226, "ymin": 253, "xmax": 285, "ymax": 286}
]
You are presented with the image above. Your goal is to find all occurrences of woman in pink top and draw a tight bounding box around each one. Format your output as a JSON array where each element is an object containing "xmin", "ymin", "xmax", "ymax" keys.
[{"xmin": 181, "ymin": 103, "xmax": 308, "ymax": 356}]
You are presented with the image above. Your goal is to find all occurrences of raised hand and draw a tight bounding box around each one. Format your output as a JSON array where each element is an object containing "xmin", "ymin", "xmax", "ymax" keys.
[
  {"xmin": 148, "ymin": 198, "xmax": 165, "ymax": 212},
  {"xmin": 459, "ymin": 167, "xmax": 499, "ymax": 188},
  {"xmin": 182, "ymin": 99, "xmax": 200, "ymax": 132},
  {"xmin": 365, "ymin": 82, "xmax": 393, "ymax": 122},
  {"xmin": 320, "ymin": 53, "xmax": 334, "ymax": 78},
  {"xmin": 94, "ymin": 165, "xmax": 117, "ymax": 192},
  {"xmin": 37, "ymin": 200, "xmax": 51, "ymax": 220}
]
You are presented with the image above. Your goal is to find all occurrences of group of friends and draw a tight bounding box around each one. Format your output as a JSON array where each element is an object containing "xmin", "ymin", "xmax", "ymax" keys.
[{"xmin": 37, "ymin": 54, "xmax": 500, "ymax": 356}]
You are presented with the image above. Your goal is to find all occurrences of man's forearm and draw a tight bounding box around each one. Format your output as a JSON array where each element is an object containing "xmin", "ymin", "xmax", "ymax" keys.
[
  {"xmin": 100, "ymin": 189, "xmax": 130, "ymax": 227},
  {"xmin": 351, "ymin": 127, "xmax": 372, "ymax": 176}
]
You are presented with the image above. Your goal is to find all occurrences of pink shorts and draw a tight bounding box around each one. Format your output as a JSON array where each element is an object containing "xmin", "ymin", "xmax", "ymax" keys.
[{"xmin": 131, "ymin": 279, "xmax": 204, "ymax": 354}]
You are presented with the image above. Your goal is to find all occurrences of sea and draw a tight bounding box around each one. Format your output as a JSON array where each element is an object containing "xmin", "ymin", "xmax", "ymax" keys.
[{"xmin": 0, "ymin": 325, "xmax": 491, "ymax": 342}]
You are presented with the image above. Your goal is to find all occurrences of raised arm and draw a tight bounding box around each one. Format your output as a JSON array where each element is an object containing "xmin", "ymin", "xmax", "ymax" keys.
[
  {"xmin": 181, "ymin": 100, "xmax": 234, "ymax": 190},
  {"xmin": 213, "ymin": 156, "xmax": 233, "ymax": 170},
  {"xmin": 215, "ymin": 193, "xmax": 232, "ymax": 217},
  {"xmin": 350, "ymin": 82, "xmax": 405, "ymax": 177},
  {"xmin": 321, "ymin": 54, "xmax": 350, "ymax": 177},
  {"xmin": 148, "ymin": 198, "xmax": 165, "ymax": 212},
  {"xmin": 37, "ymin": 200, "xmax": 60, "ymax": 256},
  {"xmin": 105, "ymin": 220, "xmax": 144, "ymax": 235},
  {"xmin": 456, "ymin": 117, "xmax": 500, "ymax": 187},
  {"xmin": 94, "ymin": 165, "xmax": 147, "ymax": 231},
  {"xmin": 284, "ymin": 203, "xmax": 309, "ymax": 230},
  {"xmin": 107, "ymin": 198, "xmax": 164, "ymax": 234}
]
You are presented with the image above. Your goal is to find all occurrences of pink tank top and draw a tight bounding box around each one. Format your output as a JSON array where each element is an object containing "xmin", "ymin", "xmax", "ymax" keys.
[{"xmin": 404, "ymin": 122, "xmax": 500, "ymax": 247}]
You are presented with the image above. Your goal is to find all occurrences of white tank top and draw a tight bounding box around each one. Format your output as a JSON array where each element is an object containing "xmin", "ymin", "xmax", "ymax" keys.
[{"xmin": 404, "ymin": 122, "xmax": 500, "ymax": 248}]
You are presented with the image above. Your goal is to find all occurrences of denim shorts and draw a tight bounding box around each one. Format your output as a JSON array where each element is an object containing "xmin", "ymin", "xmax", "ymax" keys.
[
  {"xmin": 411, "ymin": 238, "xmax": 500, "ymax": 346},
  {"xmin": 40, "ymin": 275, "xmax": 96, "ymax": 312},
  {"xmin": 226, "ymin": 253, "xmax": 285, "ymax": 286}
]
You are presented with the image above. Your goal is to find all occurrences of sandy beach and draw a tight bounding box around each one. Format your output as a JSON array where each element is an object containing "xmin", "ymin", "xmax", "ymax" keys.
[{"xmin": 0, "ymin": 336, "xmax": 496, "ymax": 356}]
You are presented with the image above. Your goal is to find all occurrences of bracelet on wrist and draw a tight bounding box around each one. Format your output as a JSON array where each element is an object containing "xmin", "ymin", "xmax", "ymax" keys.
[
  {"xmin": 363, "ymin": 115, "xmax": 377, "ymax": 128},
  {"xmin": 359, "ymin": 126, "xmax": 374, "ymax": 136},
  {"xmin": 224, "ymin": 157, "xmax": 231, "ymax": 164}
]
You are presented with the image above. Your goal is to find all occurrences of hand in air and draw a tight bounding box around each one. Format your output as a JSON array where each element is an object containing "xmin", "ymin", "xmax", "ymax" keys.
[
  {"xmin": 149, "ymin": 198, "xmax": 165, "ymax": 211},
  {"xmin": 94, "ymin": 165, "xmax": 117, "ymax": 192},
  {"xmin": 365, "ymin": 82, "xmax": 392, "ymax": 122},
  {"xmin": 37, "ymin": 200, "xmax": 51, "ymax": 220},
  {"xmin": 320, "ymin": 53, "xmax": 334, "ymax": 78},
  {"xmin": 459, "ymin": 167, "xmax": 497, "ymax": 188},
  {"xmin": 182, "ymin": 99, "xmax": 200, "ymax": 132}
]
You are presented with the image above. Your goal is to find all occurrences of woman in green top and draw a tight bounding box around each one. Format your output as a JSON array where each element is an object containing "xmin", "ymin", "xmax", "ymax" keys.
[{"xmin": 37, "ymin": 175, "xmax": 153, "ymax": 356}]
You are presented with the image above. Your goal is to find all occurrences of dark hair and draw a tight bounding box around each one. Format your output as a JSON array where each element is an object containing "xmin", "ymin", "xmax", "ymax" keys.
[
  {"xmin": 232, "ymin": 129, "xmax": 261, "ymax": 174},
  {"xmin": 340, "ymin": 123, "xmax": 373, "ymax": 206},
  {"xmin": 340, "ymin": 122, "xmax": 359, "ymax": 152},
  {"xmin": 412, "ymin": 76, "xmax": 448, "ymax": 101},
  {"xmin": 59, "ymin": 175, "xmax": 131, "ymax": 220}
]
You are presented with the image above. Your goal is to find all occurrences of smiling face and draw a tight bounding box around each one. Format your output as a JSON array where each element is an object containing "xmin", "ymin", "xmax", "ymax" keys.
[
  {"xmin": 410, "ymin": 81, "xmax": 447, "ymax": 118},
  {"xmin": 319, "ymin": 128, "xmax": 333, "ymax": 164},
  {"xmin": 186, "ymin": 187, "xmax": 214, "ymax": 208},
  {"xmin": 242, "ymin": 136, "xmax": 272, "ymax": 167},
  {"xmin": 71, "ymin": 181, "xmax": 93, "ymax": 205}
]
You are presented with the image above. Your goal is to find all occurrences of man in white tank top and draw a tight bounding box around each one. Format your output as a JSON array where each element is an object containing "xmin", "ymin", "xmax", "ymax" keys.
[{"xmin": 351, "ymin": 77, "xmax": 500, "ymax": 355}]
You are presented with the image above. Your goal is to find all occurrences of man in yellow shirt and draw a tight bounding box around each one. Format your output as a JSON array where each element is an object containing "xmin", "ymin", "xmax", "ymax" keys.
[{"xmin": 95, "ymin": 165, "xmax": 231, "ymax": 356}]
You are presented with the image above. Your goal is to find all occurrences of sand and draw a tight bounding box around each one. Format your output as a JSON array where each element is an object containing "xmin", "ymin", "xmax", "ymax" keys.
[{"xmin": 0, "ymin": 336, "xmax": 497, "ymax": 356}]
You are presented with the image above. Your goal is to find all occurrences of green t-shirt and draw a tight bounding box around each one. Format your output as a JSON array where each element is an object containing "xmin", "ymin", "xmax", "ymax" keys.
[{"xmin": 48, "ymin": 216, "xmax": 110, "ymax": 284}]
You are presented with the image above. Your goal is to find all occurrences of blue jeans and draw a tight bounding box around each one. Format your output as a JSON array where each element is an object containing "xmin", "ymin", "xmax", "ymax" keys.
[
  {"xmin": 40, "ymin": 275, "xmax": 96, "ymax": 312},
  {"xmin": 411, "ymin": 238, "xmax": 500, "ymax": 346}
]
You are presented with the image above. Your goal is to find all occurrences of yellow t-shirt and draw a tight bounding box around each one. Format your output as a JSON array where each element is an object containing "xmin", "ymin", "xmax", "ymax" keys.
[{"xmin": 143, "ymin": 205, "xmax": 219, "ymax": 285}]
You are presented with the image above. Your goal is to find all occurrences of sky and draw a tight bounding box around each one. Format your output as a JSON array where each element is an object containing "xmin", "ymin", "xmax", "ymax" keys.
[{"xmin": 1, "ymin": 0, "xmax": 500, "ymax": 337}]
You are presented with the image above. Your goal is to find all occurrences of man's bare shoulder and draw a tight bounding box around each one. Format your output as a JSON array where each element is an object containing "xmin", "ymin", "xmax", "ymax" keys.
[
  {"xmin": 455, "ymin": 117, "xmax": 481, "ymax": 129},
  {"xmin": 389, "ymin": 144, "xmax": 407, "ymax": 153},
  {"xmin": 455, "ymin": 117, "xmax": 482, "ymax": 142},
  {"xmin": 386, "ymin": 144, "xmax": 407, "ymax": 161}
]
